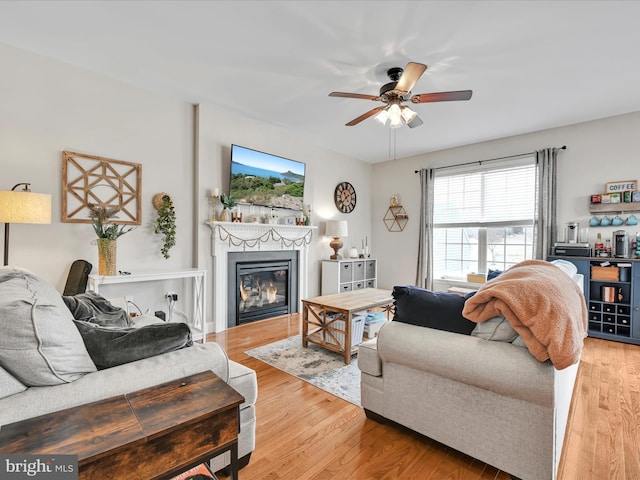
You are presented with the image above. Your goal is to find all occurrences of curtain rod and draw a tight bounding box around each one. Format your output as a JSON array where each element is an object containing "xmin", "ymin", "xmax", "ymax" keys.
[{"xmin": 414, "ymin": 145, "xmax": 567, "ymax": 173}]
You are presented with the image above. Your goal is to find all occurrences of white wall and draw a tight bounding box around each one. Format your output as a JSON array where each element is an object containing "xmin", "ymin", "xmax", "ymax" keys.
[
  {"xmin": 371, "ymin": 111, "xmax": 640, "ymax": 289},
  {"xmin": 0, "ymin": 43, "xmax": 195, "ymax": 309},
  {"xmin": 196, "ymin": 103, "xmax": 373, "ymax": 331},
  {"xmin": 0, "ymin": 43, "xmax": 373, "ymax": 330}
]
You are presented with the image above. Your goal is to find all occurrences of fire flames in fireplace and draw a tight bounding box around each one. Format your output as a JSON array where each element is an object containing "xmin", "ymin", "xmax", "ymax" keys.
[
  {"xmin": 228, "ymin": 251, "xmax": 298, "ymax": 327},
  {"xmin": 266, "ymin": 282, "xmax": 277, "ymax": 303},
  {"xmin": 238, "ymin": 270, "xmax": 286, "ymax": 313}
]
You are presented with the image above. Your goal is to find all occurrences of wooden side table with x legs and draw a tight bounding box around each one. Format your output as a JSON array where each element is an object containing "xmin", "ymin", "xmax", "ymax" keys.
[{"xmin": 302, "ymin": 288, "xmax": 393, "ymax": 364}]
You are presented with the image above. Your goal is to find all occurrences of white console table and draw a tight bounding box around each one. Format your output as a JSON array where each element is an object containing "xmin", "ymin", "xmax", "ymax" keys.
[{"xmin": 88, "ymin": 269, "xmax": 207, "ymax": 342}]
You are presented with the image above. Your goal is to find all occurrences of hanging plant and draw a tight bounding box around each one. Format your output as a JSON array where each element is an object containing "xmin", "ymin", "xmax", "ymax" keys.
[{"xmin": 153, "ymin": 193, "xmax": 176, "ymax": 259}]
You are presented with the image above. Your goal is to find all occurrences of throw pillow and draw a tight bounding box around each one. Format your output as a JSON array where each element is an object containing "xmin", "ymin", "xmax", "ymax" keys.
[
  {"xmin": 62, "ymin": 291, "xmax": 132, "ymax": 327},
  {"xmin": 0, "ymin": 266, "xmax": 97, "ymax": 386},
  {"xmin": 0, "ymin": 364, "xmax": 27, "ymax": 399},
  {"xmin": 550, "ymin": 259, "xmax": 578, "ymax": 278},
  {"xmin": 487, "ymin": 269, "xmax": 503, "ymax": 281},
  {"xmin": 470, "ymin": 315, "xmax": 519, "ymax": 342},
  {"xmin": 392, "ymin": 285, "xmax": 477, "ymax": 335},
  {"xmin": 73, "ymin": 320, "xmax": 193, "ymax": 370}
]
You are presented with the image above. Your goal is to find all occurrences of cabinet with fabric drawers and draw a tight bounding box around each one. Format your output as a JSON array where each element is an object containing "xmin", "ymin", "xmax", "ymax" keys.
[{"xmin": 321, "ymin": 259, "xmax": 377, "ymax": 295}]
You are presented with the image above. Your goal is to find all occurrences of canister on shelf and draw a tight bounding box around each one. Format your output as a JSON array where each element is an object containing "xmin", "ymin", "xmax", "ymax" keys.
[
  {"xmin": 613, "ymin": 230, "xmax": 628, "ymax": 258},
  {"xmin": 565, "ymin": 222, "xmax": 579, "ymax": 244}
]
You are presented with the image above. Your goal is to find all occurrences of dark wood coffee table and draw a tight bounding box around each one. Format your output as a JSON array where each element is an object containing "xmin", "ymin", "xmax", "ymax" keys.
[
  {"xmin": 302, "ymin": 288, "xmax": 393, "ymax": 364},
  {"xmin": 0, "ymin": 370, "xmax": 244, "ymax": 480}
]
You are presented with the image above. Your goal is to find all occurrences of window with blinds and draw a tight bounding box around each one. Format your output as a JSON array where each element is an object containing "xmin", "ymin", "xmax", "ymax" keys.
[{"xmin": 433, "ymin": 157, "xmax": 537, "ymax": 280}]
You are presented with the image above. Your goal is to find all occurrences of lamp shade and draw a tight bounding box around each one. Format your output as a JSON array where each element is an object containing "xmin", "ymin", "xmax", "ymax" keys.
[
  {"xmin": 0, "ymin": 191, "xmax": 52, "ymax": 224},
  {"xmin": 325, "ymin": 220, "xmax": 348, "ymax": 238}
]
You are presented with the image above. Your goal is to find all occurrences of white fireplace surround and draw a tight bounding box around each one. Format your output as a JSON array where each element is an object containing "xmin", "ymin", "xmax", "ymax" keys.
[{"xmin": 207, "ymin": 221, "xmax": 316, "ymax": 332}]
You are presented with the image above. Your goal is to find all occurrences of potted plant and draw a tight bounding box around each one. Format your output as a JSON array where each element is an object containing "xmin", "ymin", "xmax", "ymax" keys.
[
  {"xmin": 220, "ymin": 193, "xmax": 237, "ymax": 222},
  {"xmin": 153, "ymin": 193, "xmax": 176, "ymax": 259},
  {"xmin": 88, "ymin": 204, "xmax": 134, "ymax": 275}
]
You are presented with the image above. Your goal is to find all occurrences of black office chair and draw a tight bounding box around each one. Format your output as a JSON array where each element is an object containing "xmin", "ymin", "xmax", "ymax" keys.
[{"xmin": 63, "ymin": 259, "xmax": 92, "ymax": 296}]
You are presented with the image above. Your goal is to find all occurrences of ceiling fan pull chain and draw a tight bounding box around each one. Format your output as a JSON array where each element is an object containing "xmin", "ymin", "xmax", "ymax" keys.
[{"xmin": 393, "ymin": 129, "xmax": 397, "ymax": 161}]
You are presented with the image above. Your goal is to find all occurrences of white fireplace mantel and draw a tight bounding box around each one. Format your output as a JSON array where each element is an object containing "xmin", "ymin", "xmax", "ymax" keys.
[{"xmin": 207, "ymin": 221, "xmax": 317, "ymax": 332}]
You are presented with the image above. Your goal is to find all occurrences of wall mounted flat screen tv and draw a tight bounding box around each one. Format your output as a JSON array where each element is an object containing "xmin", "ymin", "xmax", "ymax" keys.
[{"xmin": 230, "ymin": 144, "xmax": 305, "ymax": 211}]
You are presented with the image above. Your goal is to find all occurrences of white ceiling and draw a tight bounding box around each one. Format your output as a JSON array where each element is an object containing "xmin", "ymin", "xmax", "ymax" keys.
[{"xmin": 1, "ymin": 1, "xmax": 639, "ymax": 163}]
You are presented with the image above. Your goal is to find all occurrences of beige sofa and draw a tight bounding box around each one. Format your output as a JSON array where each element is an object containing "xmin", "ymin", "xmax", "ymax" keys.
[
  {"xmin": 0, "ymin": 266, "xmax": 256, "ymax": 472},
  {"xmin": 359, "ymin": 268, "xmax": 584, "ymax": 480}
]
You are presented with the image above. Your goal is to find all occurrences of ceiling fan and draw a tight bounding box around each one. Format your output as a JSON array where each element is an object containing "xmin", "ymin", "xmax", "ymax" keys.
[{"xmin": 329, "ymin": 62, "xmax": 472, "ymax": 129}]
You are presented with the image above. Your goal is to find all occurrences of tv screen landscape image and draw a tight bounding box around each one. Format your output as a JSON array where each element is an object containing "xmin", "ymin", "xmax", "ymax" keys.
[{"xmin": 230, "ymin": 144, "xmax": 305, "ymax": 211}]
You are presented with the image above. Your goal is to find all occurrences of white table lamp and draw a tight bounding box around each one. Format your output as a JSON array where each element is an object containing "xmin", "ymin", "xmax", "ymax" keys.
[{"xmin": 325, "ymin": 220, "xmax": 348, "ymax": 260}]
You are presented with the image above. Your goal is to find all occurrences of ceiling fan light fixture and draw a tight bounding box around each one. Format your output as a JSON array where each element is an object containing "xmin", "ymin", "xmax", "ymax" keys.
[
  {"xmin": 375, "ymin": 108, "xmax": 390, "ymax": 125},
  {"xmin": 388, "ymin": 103, "xmax": 401, "ymax": 118},
  {"xmin": 389, "ymin": 114, "xmax": 403, "ymax": 129},
  {"xmin": 387, "ymin": 103, "xmax": 403, "ymax": 128},
  {"xmin": 401, "ymin": 106, "xmax": 417, "ymax": 123}
]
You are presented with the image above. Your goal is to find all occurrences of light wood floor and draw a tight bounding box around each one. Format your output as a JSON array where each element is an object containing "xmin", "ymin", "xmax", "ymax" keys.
[{"xmin": 210, "ymin": 315, "xmax": 640, "ymax": 480}]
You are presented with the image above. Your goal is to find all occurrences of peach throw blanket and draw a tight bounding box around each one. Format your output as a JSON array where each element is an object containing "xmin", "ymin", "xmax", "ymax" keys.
[{"xmin": 462, "ymin": 260, "xmax": 588, "ymax": 369}]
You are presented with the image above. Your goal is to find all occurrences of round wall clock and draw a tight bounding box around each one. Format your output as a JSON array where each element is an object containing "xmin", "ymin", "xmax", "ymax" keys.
[{"xmin": 334, "ymin": 181, "xmax": 357, "ymax": 213}]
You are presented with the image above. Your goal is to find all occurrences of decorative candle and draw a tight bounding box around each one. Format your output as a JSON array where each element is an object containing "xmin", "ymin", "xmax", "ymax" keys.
[{"xmin": 214, "ymin": 187, "xmax": 219, "ymax": 196}]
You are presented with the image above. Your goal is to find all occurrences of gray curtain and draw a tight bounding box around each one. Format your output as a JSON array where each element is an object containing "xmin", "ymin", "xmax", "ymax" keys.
[
  {"xmin": 534, "ymin": 147, "xmax": 559, "ymax": 259},
  {"xmin": 416, "ymin": 168, "xmax": 435, "ymax": 289}
]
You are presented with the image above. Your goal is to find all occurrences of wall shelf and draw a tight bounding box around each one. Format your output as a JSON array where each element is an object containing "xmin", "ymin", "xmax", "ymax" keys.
[
  {"xmin": 384, "ymin": 206, "xmax": 409, "ymax": 232},
  {"xmin": 589, "ymin": 202, "xmax": 640, "ymax": 214}
]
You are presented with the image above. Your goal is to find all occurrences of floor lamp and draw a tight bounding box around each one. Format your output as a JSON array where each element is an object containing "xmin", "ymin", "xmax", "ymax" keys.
[{"xmin": 0, "ymin": 183, "xmax": 52, "ymax": 266}]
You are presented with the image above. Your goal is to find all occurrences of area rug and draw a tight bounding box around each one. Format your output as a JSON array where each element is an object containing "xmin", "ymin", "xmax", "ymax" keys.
[{"xmin": 245, "ymin": 335, "xmax": 361, "ymax": 406}]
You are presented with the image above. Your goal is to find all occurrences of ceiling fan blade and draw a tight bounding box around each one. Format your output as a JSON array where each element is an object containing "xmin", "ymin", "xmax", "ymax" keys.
[
  {"xmin": 345, "ymin": 107, "xmax": 385, "ymax": 126},
  {"xmin": 329, "ymin": 92, "xmax": 379, "ymax": 101},
  {"xmin": 410, "ymin": 90, "xmax": 473, "ymax": 104},
  {"xmin": 407, "ymin": 115, "xmax": 423, "ymax": 128},
  {"xmin": 395, "ymin": 62, "xmax": 427, "ymax": 93}
]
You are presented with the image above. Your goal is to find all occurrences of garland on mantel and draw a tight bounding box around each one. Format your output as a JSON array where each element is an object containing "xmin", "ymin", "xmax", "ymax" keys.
[{"xmin": 212, "ymin": 224, "xmax": 313, "ymax": 250}]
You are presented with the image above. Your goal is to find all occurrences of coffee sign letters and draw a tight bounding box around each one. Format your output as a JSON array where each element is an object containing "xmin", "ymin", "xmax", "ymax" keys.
[{"xmin": 606, "ymin": 180, "xmax": 638, "ymax": 193}]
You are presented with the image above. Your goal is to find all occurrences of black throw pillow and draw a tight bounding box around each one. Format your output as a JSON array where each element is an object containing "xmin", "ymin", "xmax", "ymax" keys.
[
  {"xmin": 73, "ymin": 320, "xmax": 193, "ymax": 370},
  {"xmin": 487, "ymin": 269, "xmax": 503, "ymax": 281},
  {"xmin": 392, "ymin": 285, "xmax": 477, "ymax": 335}
]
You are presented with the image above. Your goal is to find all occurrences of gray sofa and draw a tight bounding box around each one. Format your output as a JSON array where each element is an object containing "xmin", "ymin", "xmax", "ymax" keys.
[
  {"xmin": 0, "ymin": 267, "xmax": 256, "ymax": 472},
  {"xmin": 359, "ymin": 265, "xmax": 585, "ymax": 480}
]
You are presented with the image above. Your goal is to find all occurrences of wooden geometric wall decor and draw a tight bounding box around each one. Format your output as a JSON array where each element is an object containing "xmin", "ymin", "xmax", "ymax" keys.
[
  {"xmin": 62, "ymin": 151, "xmax": 142, "ymax": 224},
  {"xmin": 383, "ymin": 205, "xmax": 409, "ymax": 232}
]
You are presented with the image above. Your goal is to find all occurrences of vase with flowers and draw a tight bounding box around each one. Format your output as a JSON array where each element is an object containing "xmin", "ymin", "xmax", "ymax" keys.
[{"xmin": 88, "ymin": 204, "xmax": 134, "ymax": 276}]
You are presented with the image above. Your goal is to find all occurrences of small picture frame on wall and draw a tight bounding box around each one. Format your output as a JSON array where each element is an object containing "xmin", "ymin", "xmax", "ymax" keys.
[{"xmin": 283, "ymin": 216, "xmax": 296, "ymax": 225}]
